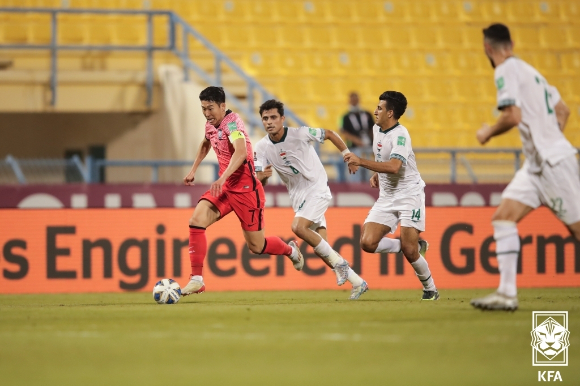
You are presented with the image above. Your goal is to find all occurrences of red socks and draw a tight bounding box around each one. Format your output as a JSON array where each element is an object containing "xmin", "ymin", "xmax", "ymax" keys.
[
  {"xmin": 189, "ymin": 226, "xmax": 207, "ymax": 276},
  {"xmin": 261, "ymin": 236, "xmax": 292, "ymax": 256}
]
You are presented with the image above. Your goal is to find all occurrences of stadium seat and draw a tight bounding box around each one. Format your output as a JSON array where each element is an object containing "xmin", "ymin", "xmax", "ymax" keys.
[
  {"xmin": 412, "ymin": 26, "xmax": 440, "ymax": 50},
  {"xmin": 561, "ymin": 52, "xmax": 580, "ymax": 75},
  {"xmin": 305, "ymin": 52, "xmax": 341, "ymax": 76},
  {"xmin": 536, "ymin": 0, "xmax": 562, "ymax": 23},
  {"xmin": 506, "ymin": 1, "xmax": 540, "ymax": 23},
  {"xmin": 559, "ymin": 1, "xmax": 580, "ymax": 24},
  {"xmin": 540, "ymin": 26, "xmax": 572, "ymax": 50},
  {"xmin": 439, "ymin": 26, "xmax": 467, "ymax": 50},
  {"xmin": 432, "ymin": 1, "xmax": 461, "ymax": 22},
  {"xmin": 511, "ymin": 26, "xmax": 541, "ymax": 50},
  {"xmin": 279, "ymin": 25, "xmax": 308, "ymax": 50},
  {"xmin": 326, "ymin": 0, "xmax": 356, "ymax": 24}
]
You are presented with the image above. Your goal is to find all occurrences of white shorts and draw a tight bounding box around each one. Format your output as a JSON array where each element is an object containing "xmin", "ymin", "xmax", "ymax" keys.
[
  {"xmin": 294, "ymin": 192, "xmax": 332, "ymax": 230},
  {"xmin": 364, "ymin": 190, "xmax": 426, "ymax": 233},
  {"xmin": 502, "ymin": 155, "xmax": 580, "ymax": 225}
]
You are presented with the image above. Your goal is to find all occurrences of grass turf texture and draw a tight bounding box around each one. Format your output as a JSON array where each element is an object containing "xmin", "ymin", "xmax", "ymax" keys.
[{"xmin": 1, "ymin": 288, "xmax": 578, "ymax": 386}]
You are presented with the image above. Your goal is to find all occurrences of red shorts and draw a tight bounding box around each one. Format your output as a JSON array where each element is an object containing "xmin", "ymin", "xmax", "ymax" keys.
[{"xmin": 199, "ymin": 185, "xmax": 265, "ymax": 231}]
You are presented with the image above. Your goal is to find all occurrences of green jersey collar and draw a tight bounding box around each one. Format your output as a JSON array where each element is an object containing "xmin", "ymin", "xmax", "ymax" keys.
[
  {"xmin": 379, "ymin": 122, "xmax": 400, "ymax": 134},
  {"xmin": 269, "ymin": 127, "xmax": 288, "ymax": 144}
]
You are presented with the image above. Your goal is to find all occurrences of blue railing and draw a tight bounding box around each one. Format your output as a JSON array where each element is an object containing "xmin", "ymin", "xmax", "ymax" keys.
[
  {"xmin": 0, "ymin": 7, "xmax": 307, "ymax": 130},
  {"xmin": 6, "ymin": 148, "xmax": 572, "ymax": 185}
]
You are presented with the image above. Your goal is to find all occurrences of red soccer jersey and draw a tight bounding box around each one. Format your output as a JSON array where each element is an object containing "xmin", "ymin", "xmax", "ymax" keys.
[{"xmin": 205, "ymin": 110, "xmax": 259, "ymax": 192}]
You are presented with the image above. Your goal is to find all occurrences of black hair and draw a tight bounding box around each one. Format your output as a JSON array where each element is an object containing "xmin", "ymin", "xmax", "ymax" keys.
[
  {"xmin": 379, "ymin": 91, "xmax": 407, "ymax": 119},
  {"xmin": 482, "ymin": 23, "xmax": 512, "ymax": 45},
  {"xmin": 259, "ymin": 99, "xmax": 285, "ymax": 117},
  {"xmin": 199, "ymin": 86, "xmax": 226, "ymax": 104}
]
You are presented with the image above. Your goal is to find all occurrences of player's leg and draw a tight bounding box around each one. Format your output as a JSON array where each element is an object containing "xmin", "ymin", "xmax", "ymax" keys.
[
  {"xmin": 360, "ymin": 196, "xmax": 401, "ymax": 253},
  {"xmin": 471, "ymin": 165, "xmax": 538, "ymax": 310},
  {"xmin": 230, "ymin": 187, "xmax": 302, "ymax": 268},
  {"xmin": 399, "ymin": 226, "xmax": 438, "ymax": 300},
  {"xmin": 183, "ymin": 195, "xmax": 230, "ymax": 295}
]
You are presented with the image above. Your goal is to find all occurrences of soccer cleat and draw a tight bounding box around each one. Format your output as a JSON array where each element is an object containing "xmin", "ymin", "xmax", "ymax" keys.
[
  {"xmin": 181, "ymin": 276, "xmax": 206, "ymax": 296},
  {"xmin": 470, "ymin": 292, "xmax": 518, "ymax": 311},
  {"xmin": 418, "ymin": 239, "xmax": 429, "ymax": 257},
  {"xmin": 333, "ymin": 261, "xmax": 350, "ymax": 286},
  {"xmin": 349, "ymin": 280, "xmax": 368, "ymax": 300},
  {"xmin": 288, "ymin": 240, "xmax": 304, "ymax": 271},
  {"xmin": 422, "ymin": 290, "xmax": 440, "ymax": 301}
]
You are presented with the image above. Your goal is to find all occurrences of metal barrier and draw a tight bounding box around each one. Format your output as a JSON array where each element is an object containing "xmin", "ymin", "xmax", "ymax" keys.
[{"xmin": 0, "ymin": 7, "xmax": 307, "ymax": 131}]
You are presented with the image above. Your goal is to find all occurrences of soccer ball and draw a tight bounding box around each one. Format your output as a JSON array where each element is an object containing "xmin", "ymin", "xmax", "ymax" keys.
[{"xmin": 152, "ymin": 278, "xmax": 182, "ymax": 304}]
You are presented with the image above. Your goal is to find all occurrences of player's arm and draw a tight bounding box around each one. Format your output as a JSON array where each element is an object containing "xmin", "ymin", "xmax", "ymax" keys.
[
  {"xmin": 256, "ymin": 165, "xmax": 273, "ymax": 186},
  {"xmin": 210, "ymin": 136, "xmax": 247, "ymax": 196},
  {"xmin": 344, "ymin": 153, "xmax": 403, "ymax": 174},
  {"xmin": 476, "ymin": 105, "xmax": 521, "ymax": 145},
  {"xmin": 184, "ymin": 137, "xmax": 211, "ymax": 185},
  {"xmin": 325, "ymin": 129, "xmax": 358, "ymax": 174},
  {"xmin": 554, "ymin": 99, "xmax": 570, "ymax": 132},
  {"xmin": 340, "ymin": 130, "xmax": 363, "ymax": 147}
]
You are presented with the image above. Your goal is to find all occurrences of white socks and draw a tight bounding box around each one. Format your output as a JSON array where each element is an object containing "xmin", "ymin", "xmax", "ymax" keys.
[
  {"xmin": 493, "ymin": 220, "xmax": 520, "ymax": 298},
  {"xmin": 374, "ymin": 237, "xmax": 401, "ymax": 253},
  {"xmin": 347, "ymin": 268, "xmax": 364, "ymax": 286},
  {"xmin": 410, "ymin": 256, "xmax": 436, "ymax": 291},
  {"xmin": 314, "ymin": 238, "xmax": 346, "ymax": 268}
]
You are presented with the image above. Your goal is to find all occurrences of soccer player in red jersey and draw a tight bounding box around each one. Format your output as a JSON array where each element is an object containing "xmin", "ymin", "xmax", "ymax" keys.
[{"xmin": 181, "ymin": 87, "xmax": 304, "ymax": 295}]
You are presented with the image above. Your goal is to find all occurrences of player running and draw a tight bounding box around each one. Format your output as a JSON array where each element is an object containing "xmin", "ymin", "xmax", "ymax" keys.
[
  {"xmin": 344, "ymin": 91, "xmax": 439, "ymax": 301},
  {"xmin": 470, "ymin": 24, "xmax": 580, "ymax": 311},
  {"xmin": 181, "ymin": 87, "xmax": 303, "ymax": 295},
  {"xmin": 254, "ymin": 99, "xmax": 368, "ymax": 300}
]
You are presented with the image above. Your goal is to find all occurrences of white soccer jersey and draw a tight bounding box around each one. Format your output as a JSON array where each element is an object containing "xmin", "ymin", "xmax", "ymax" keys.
[
  {"xmin": 372, "ymin": 122, "xmax": 425, "ymax": 198},
  {"xmin": 494, "ymin": 57, "xmax": 577, "ymax": 171},
  {"xmin": 254, "ymin": 126, "xmax": 329, "ymax": 211}
]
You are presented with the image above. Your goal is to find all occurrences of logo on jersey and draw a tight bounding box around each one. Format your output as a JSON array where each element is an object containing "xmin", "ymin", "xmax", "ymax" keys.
[
  {"xmin": 308, "ymin": 128, "xmax": 317, "ymax": 136},
  {"xmin": 227, "ymin": 122, "xmax": 237, "ymax": 133},
  {"xmin": 496, "ymin": 76, "xmax": 505, "ymax": 90},
  {"xmin": 218, "ymin": 129, "xmax": 223, "ymax": 140},
  {"xmin": 397, "ymin": 136, "xmax": 406, "ymax": 146},
  {"xmin": 253, "ymin": 152, "xmax": 257, "ymax": 161}
]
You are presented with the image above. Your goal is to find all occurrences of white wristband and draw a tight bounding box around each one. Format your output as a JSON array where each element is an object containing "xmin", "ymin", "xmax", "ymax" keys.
[{"xmin": 341, "ymin": 148, "xmax": 351, "ymax": 156}]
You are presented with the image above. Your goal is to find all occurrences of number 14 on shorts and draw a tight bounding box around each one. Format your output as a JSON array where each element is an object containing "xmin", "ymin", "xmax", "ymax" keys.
[{"xmin": 411, "ymin": 209, "xmax": 421, "ymax": 222}]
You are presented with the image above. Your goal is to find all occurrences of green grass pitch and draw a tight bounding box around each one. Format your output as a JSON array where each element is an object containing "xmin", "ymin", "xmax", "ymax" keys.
[{"xmin": 1, "ymin": 288, "xmax": 578, "ymax": 386}]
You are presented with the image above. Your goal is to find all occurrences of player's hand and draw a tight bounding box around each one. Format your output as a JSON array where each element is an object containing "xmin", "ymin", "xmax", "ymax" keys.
[
  {"xmin": 370, "ymin": 173, "xmax": 379, "ymax": 188},
  {"xmin": 183, "ymin": 171, "xmax": 196, "ymax": 185},
  {"xmin": 476, "ymin": 123, "xmax": 491, "ymax": 145},
  {"xmin": 344, "ymin": 152, "xmax": 361, "ymax": 166},
  {"xmin": 348, "ymin": 163, "xmax": 358, "ymax": 174},
  {"xmin": 263, "ymin": 164, "xmax": 273, "ymax": 178},
  {"xmin": 210, "ymin": 177, "xmax": 225, "ymax": 197}
]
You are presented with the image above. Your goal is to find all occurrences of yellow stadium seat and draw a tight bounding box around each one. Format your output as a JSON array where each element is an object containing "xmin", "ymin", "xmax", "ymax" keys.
[
  {"xmin": 481, "ymin": 1, "xmax": 505, "ymax": 22},
  {"xmin": 326, "ymin": 0, "xmax": 356, "ymax": 24},
  {"xmin": 2, "ymin": 22, "xmax": 30, "ymax": 44},
  {"xmin": 29, "ymin": 22, "xmax": 52, "ymax": 45},
  {"xmin": 241, "ymin": 0, "xmax": 281, "ymax": 24},
  {"xmin": 58, "ymin": 22, "xmax": 87, "ymax": 45},
  {"xmin": 311, "ymin": 78, "xmax": 342, "ymax": 103},
  {"xmin": 432, "ymin": 1, "xmax": 461, "ymax": 22},
  {"xmin": 531, "ymin": 52, "xmax": 561, "ymax": 76},
  {"xmin": 506, "ymin": 1, "xmax": 539, "ymax": 23},
  {"xmin": 536, "ymin": 1, "xmax": 562, "ymax": 23},
  {"xmin": 391, "ymin": 52, "xmax": 429, "ymax": 76},
  {"xmin": 561, "ymin": 52, "xmax": 580, "ymax": 75},
  {"xmin": 449, "ymin": 52, "xmax": 489, "ymax": 76},
  {"xmin": 559, "ymin": 1, "xmax": 580, "ymax": 24},
  {"xmin": 279, "ymin": 25, "xmax": 308, "ymax": 50},
  {"xmin": 277, "ymin": 1, "xmax": 308, "ymax": 24},
  {"xmin": 90, "ymin": 23, "xmax": 116, "ymax": 45},
  {"xmin": 422, "ymin": 53, "xmax": 454, "ymax": 75},
  {"xmin": 511, "ymin": 26, "xmax": 541, "ymax": 50},
  {"xmin": 278, "ymin": 52, "xmax": 308, "ymax": 76},
  {"xmin": 384, "ymin": 26, "xmax": 413, "ymax": 48},
  {"xmin": 540, "ymin": 26, "xmax": 572, "ymax": 50},
  {"xmin": 463, "ymin": 26, "xmax": 484, "ymax": 50},
  {"xmin": 305, "ymin": 26, "xmax": 337, "ymax": 49},
  {"xmin": 242, "ymin": 52, "xmax": 282, "ymax": 77},
  {"xmin": 439, "ymin": 26, "xmax": 466, "ymax": 50},
  {"xmin": 305, "ymin": 52, "xmax": 341, "ymax": 76},
  {"xmin": 412, "ymin": 26, "xmax": 440, "ymax": 50},
  {"xmin": 356, "ymin": 1, "xmax": 385, "ymax": 24},
  {"xmin": 405, "ymin": 1, "xmax": 436, "ymax": 23},
  {"xmin": 359, "ymin": 26, "xmax": 386, "ymax": 50},
  {"xmin": 334, "ymin": 25, "xmax": 361, "ymax": 50},
  {"xmin": 457, "ymin": 1, "xmax": 486, "ymax": 22},
  {"xmin": 221, "ymin": 25, "xmax": 253, "ymax": 50}
]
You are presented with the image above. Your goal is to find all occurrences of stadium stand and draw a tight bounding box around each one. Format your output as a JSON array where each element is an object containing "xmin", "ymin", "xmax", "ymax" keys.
[{"xmin": 0, "ymin": 0, "xmax": 579, "ymax": 152}]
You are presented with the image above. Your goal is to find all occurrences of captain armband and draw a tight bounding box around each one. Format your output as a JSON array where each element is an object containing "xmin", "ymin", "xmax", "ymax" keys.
[{"xmin": 229, "ymin": 130, "xmax": 246, "ymax": 143}]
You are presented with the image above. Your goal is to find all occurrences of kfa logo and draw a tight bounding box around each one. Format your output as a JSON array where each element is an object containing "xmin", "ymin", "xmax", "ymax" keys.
[{"xmin": 531, "ymin": 311, "xmax": 570, "ymax": 366}]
